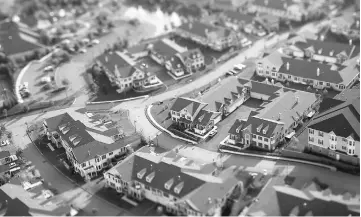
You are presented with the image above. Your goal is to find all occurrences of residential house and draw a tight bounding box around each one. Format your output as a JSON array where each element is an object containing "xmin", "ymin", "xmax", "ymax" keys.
[
  {"xmin": 169, "ymin": 97, "xmax": 221, "ymax": 135},
  {"xmin": 208, "ymin": 0, "xmax": 250, "ymax": 11},
  {"xmin": 283, "ymin": 37, "xmax": 356, "ymax": 64},
  {"xmin": 307, "ymin": 98, "xmax": 360, "ymax": 165},
  {"xmin": 228, "ymin": 90, "xmax": 320, "ymax": 151},
  {"xmin": 95, "ymin": 51, "xmax": 162, "ymax": 93},
  {"xmin": 175, "ymin": 21, "xmax": 239, "ymax": 51},
  {"xmin": 256, "ymin": 51, "xmax": 285, "ymax": 76},
  {"xmin": 104, "ymin": 145, "xmax": 252, "ymax": 216},
  {"xmin": 258, "ymin": 54, "xmax": 360, "ymax": 91},
  {"xmin": 330, "ymin": 12, "xmax": 360, "ymax": 40},
  {"xmin": 248, "ymin": 0, "xmax": 312, "ymax": 22},
  {"xmin": 247, "ymin": 179, "xmax": 360, "ymax": 216},
  {"xmin": 254, "ymin": 13, "xmax": 280, "ymax": 32},
  {"xmin": 0, "ymin": 21, "xmax": 46, "ymax": 59},
  {"xmin": 221, "ymin": 11, "xmax": 254, "ymax": 31},
  {"xmin": 42, "ymin": 113, "xmax": 140, "ymax": 180}
]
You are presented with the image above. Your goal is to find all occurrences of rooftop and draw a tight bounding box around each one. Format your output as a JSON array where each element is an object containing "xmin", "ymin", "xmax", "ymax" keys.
[
  {"xmin": 252, "ymin": 0, "xmax": 294, "ymax": 11},
  {"xmin": 0, "ymin": 151, "xmax": 10, "ymax": 160},
  {"xmin": 95, "ymin": 51, "xmax": 136, "ymax": 78},
  {"xmin": 0, "ymin": 21, "xmax": 44, "ymax": 56},
  {"xmin": 177, "ymin": 21, "xmax": 233, "ymax": 39},
  {"xmin": 170, "ymin": 97, "xmax": 207, "ymax": 116},
  {"xmin": 309, "ymin": 99, "xmax": 360, "ymax": 141},
  {"xmin": 223, "ymin": 11, "xmax": 254, "ymax": 23}
]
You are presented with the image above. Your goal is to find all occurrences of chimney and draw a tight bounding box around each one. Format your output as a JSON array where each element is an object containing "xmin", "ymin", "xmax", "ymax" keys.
[
  {"xmin": 318, "ymin": 48, "xmax": 322, "ymax": 54},
  {"xmin": 349, "ymin": 39, "xmax": 353, "ymax": 45},
  {"xmin": 278, "ymin": 113, "xmax": 282, "ymax": 120},
  {"xmin": 329, "ymin": 50, "xmax": 334, "ymax": 56},
  {"xmin": 356, "ymin": 20, "xmax": 360, "ymax": 28},
  {"xmin": 188, "ymin": 23, "xmax": 192, "ymax": 29},
  {"xmin": 320, "ymin": 35, "xmax": 325, "ymax": 41},
  {"xmin": 295, "ymin": 96, "xmax": 299, "ymax": 104},
  {"xmin": 286, "ymin": 62, "xmax": 290, "ymax": 71},
  {"xmin": 88, "ymin": 150, "xmax": 91, "ymax": 156},
  {"xmin": 205, "ymin": 28, "xmax": 208, "ymax": 34},
  {"xmin": 317, "ymin": 67, "xmax": 320, "ymax": 76}
]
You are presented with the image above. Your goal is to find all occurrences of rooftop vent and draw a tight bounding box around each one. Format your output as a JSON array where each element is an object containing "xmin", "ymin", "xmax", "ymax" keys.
[
  {"xmin": 69, "ymin": 134, "xmax": 78, "ymax": 142},
  {"xmin": 316, "ymin": 68, "xmax": 320, "ymax": 76},
  {"xmin": 329, "ymin": 50, "xmax": 334, "ymax": 56},
  {"xmin": 105, "ymin": 56, "xmax": 108, "ymax": 62},
  {"xmin": 286, "ymin": 62, "xmax": 290, "ymax": 71},
  {"xmin": 318, "ymin": 48, "xmax": 323, "ymax": 55}
]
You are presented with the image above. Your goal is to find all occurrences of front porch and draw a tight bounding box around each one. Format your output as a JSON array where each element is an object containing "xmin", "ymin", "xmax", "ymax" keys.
[{"xmin": 184, "ymin": 125, "xmax": 218, "ymax": 140}]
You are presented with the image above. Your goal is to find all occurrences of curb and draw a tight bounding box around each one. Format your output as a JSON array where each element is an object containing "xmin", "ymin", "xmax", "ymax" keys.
[
  {"xmin": 87, "ymin": 95, "xmax": 149, "ymax": 104},
  {"xmin": 219, "ymin": 148, "xmax": 337, "ymax": 171},
  {"xmin": 26, "ymin": 131, "xmax": 128, "ymax": 213},
  {"xmin": 145, "ymin": 105, "xmax": 197, "ymax": 145}
]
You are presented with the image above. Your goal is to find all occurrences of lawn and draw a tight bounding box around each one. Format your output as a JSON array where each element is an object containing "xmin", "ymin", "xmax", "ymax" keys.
[{"xmin": 149, "ymin": 99, "xmax": 175, "ymax": 129}]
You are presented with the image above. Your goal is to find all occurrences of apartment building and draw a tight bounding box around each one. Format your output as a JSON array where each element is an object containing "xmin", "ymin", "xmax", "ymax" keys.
[
  {"xmin": 248, "ymin": 0, "xmax": 315, "ymax": 22},
  {"xmin": 175, "ymin": 21, "xmax": 239, "ymax": 51},
  {"xmin": 228, "ymin": 90, "xmax": 320, "ymax": 151},
  {"xmin": 221, "ymin": 11, "xmax": 254, "ymax": 31},
  {"xmin": 95, "ymin": 51, "xmax": 162, "ymax": 93},
  {"xmin": 169, "ymin": 97, "xmax": 221, "ymax": 135},
  {"xmin": 283, "ymin": 37, "xmax": 356, "ymax": 64},
  {"xmin": 257, "ymin": 53, "xmax": 360, "ymax": 91},
  {"xmin": 307, "ymin": 98, "xmax": 360, "ymax": 165},
  {"xmin": 43, "ymin": 113, "xmax": 140, "ymax": 180},
  {"xmin": 104, "ymin": 145, "xmax": 251, "ymax": 216}
]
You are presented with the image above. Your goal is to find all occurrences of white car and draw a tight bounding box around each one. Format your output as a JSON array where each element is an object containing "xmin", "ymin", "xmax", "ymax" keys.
[
  {"xmin": 91, "ymin": 39, "xmax": 100, "ymax": 45},
  {"xmin": 241, "ymin": 41, "xmax": 253, "ymax": 47},
  {"xmin": 234, "ymin": 64, "xmax": 246, "ymax": 71},
  {"xmin": 257, "ymin": 30, "xmax": 267, "ymax": 37},
  {"xmin": 9, "ymin": 162, "xmax": 16, "ymax": 168},
  {"xmin": 0, "ymin": 140, "xmax": 7, "ymax": 147},
  {"xmin": 82, "ymin": 38, "xmax": 90, "ymax": 44},
  {"xmin": 43, "ymin": 65, "xmax": 54, "ymax": 73},
  {"xmin": 41, "ymin": 76, "xmax": 51, "ymax": 84}
]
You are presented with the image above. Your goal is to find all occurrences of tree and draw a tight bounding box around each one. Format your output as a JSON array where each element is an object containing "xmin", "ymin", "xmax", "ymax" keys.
[
  {"xmin": 16, "ymin": 148, "xmax": 23, "ymax": 159},
  {"xmin": 0, "ymin": 174, "xmax": 9, "ymax": 185},
  {"xmin": 92, "ymin": 208, "xmax": 98, "ymax": 215},
  {"xmin": 107, "ymin": 21, "xmax": 115, "ymax": 29}
]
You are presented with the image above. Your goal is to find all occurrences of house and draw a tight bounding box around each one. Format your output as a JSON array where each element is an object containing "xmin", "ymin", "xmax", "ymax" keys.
[
  {"xmin": 208, "ymin": 0, "xmax": 250, "ymax": 11},
  {"xmin": 283, "ymin": 37, "xmax": 356, "ymax": 64},
  {"xmin": 175, "ymin": 21, "xmax": 239, "ymax": 51},
  {"xmin": 254, "ymin": 13, "xmax": 280, "ymax": 32},
  {"xmin": 95, "ymin": 51, "xmax": 162, "ymax": 93},
  {"xmin": 0, "ymin": 182, "xmax": 71, "ymax": 216},
  {"xmin": 42, "ymin": 113, "xmax": 141, "ymax": 180},
  {"xmin": 258, "ymin": 54, "xmax": 360, "ymax": 91},
  {"xmin": 221, "ymin": 11, "xmax": 254, "ymax": 31},
  {"xmin": 248, "ymin": 0, "xmax": 311, "ymax": 22},
  {"xmin": 330, "ymin": 12, "xmax": 360, "ymax": 40},
  {"xmin": 104, "ymin": 145, "xmax": 252, "ymax": 216},
  {"xmin": 0, "ymin": 20, "xmax": 46, "ymax": 59},
  {"xmin": 307, "ymin": 98, "xmax": 360, "ymax": 165},
  {"xmin": 227, "ymin": 89, "xmax": 320, "ymax": 151},
  {"xmin": 256, "ymin": 51, "xmax": 285, "ymax": 76},
  {"xmin": 169, "ymin": 97, "xmax": 221, "ymax": 135}
]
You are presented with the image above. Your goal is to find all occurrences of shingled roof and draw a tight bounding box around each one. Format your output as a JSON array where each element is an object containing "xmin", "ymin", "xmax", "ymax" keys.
[
  {"xmin": 170, "ymin": 97, "xmax": 207, "ymax": 116},
  {"xmin": 294, "ymin": 39, "xmax": 356, "ymax": 58}
]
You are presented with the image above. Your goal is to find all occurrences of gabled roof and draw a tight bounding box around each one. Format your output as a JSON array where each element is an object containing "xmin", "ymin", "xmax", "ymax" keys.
[
  {"xmin": 278, "ymin": 57, "xmax": 344, "ymax": 84},
  {"xmin": 192, "ymin": 110, "xmax": 219, "ymax": 126},
  {"xmin": 309, "ymin": 99, "xmax": 360, "ymax": 141},
  {"xmin": 252, "ymin": 0, "xmax": 293, "ymax": 11},
  {"xmin": 178, "ymin": 48, "xmax": 203, "ymax": 63},
  {"xmin": 334, "ymin": 89, "xmax": 360, "ymax": 101},
  {"xmin": 238, "ymin": 78, "xmax": 282, "ymax": 97},
  {"xmin": 150, "ymin": 38, "xmax": 186, "ymax": 58},
  {"xmin": 257, "ymin": 51, "xmax": 285, "ymax": 70},
  {"xmin": 294, "ymin": 39, "xmax": 355, "ymax": 58},
  {"xmin": 132, "ymin": 155, "xmax": 205, "ymax": 198},
  {"xmin": 0, "ymin": 21, "xmax": 44, "ymax": 56},
  {"xmin": 44, "ymin": 113, "xmax": 75, "ymax": 131},
  {"xmin": 95, "ymin": 51, "xmax": 136, "ymax": 78},
  {"xmin": 223, "ymin": 11, "xmax": 254, "ymax": 24},
  {"xmin": 170, "ymin": 97, "xmax": 207, "ymax": 116},
  {"xmin": 177, "ymin": 21, "xmax": 233, "ymax": 39}
]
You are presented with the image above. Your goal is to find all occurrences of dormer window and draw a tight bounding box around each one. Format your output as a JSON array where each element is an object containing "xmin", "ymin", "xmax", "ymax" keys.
[
  {"xmin": 257, "ymin": 124, "xmax": 263, "ymax": 133},
  {"xmin": 263, "ymin": 129, "xmax": 266, "ymax": 134},
  {"xmin": 61, "ymin": 126, "xmax": 70, "ymax": 135},
  {"xmin": 73, "ymin": 137, "xmax": 82, "ymax": 146},
  {"xmin": 146, "ymin": 172, "xmax": 155, "ymax": 183},
  {"xmin": 164, "ymin": 178, "xmax": 174, "ymax": 190},
  {"xmin": 69, "ymin": 134, "xmax": 78, "ymax": 142},
  {"xmin": 174, "ymin": 181, "xmax": 184, "ymax": 194},
  {"xmin": 137, "ymin": 168, "xmax": 147, "ymax": 179}
]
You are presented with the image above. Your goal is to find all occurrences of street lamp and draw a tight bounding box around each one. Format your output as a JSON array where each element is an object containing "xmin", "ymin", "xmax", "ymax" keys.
[{"xmin": 134, "ymin": 120, "xmax": 137, "ymax": 133}]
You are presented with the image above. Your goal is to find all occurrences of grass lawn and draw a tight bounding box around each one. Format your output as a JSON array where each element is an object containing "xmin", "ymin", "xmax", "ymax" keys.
[
  {"xmin": 149, "ymin": 99, "xmax": 175, "ymax": 129},
  {"xmin": 95, "ymin": 187, "xmax": 134, "ymax": 210}
]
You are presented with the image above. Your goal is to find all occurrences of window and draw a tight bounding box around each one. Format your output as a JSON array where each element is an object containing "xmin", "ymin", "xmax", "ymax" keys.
[
  {"xmin": 264, "ymin": 144, "xmax": 269, "ymax": 149},
  {"xmin": 97, "ymin": 165, "xmax": 101, "ymax": 170},
  {"xmin": 102, "ymin": 155, "xmax": 106, "ymax": 160},
  {"xmin": 326, "ymin": 82, "xmax": 330, "ymax": 86},
  {"xmin": 252, "ymin": 135, "xmax": 256, "ymax": 138},
  {"xmin": 109, "ymin": 152, "xmax": 113, "ymax": 156},
  {"xmin": 288, "ymin": 75, "xmax": 291, "ymax": 79},
  {"xmin": 318, "ymin": 131, "xmax": 324, "ymax": 136},
  {"xmin": 258, "ymin": 136, "xmax": 262, "ymax": 140},
  {"xmin": 96, "ymin": 158, "xmax": 100, "ymax": 163},
  {"xmin": 103, "ymin": 162, "xmax": 108, "ymax": 167},
  {"xmin": 264, "ymin": 138, "xmax": 269, "ymax": 142},
  {"xmin": 318, "ymin": 139, "xmax": 323, "ymax": 145},
  {"xmin": 319, "ymin": 81, "xmax": 323, "ymax": 85},
  {"xmin": 82, "ymin": 163, "xmax": 86, "ymax": 168},
  {"xmin": 145, "ymin": 185, "xmax": 150, "ymax": 190},
  {"xmin": 308, "ymin": 129, "xmax": 314, "ymax": 134},
  {"xmin": 163, "ymin": 192, "xmax": 169, "ymax": 197},
  {"xmin": 309, "ymin": 137, "xmax": 314, "ymax": 142}
]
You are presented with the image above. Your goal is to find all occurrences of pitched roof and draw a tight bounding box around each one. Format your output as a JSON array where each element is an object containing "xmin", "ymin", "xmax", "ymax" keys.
[
  {"xmin": 278, "ymin": 57, "xmax": 344, "ymax": 84},
  {"xmin": 257, "ymin": 51, "xmax": 285, "ymax": 70},
  {"xmin": 260, "ymin": 91, "xmax": 318, "ymax": 129},
  {"xmin": 334, "ymin": 89, "xmax": 360, "ymax": 101},
  {"xmin": 44, "ymin": 113, "xmax": 75, "ymax": 131},
  {"xmin": 238, "ymin": 78, "xmax": 282, "ymax": 97},
  {"xmin": 252, "ymin": 0, "xmax": 293, "ymax": 11},
  {"xmin": 317, "ymin": 98, "xmax": 345, "ymax": 113},
  {"xmin": 294, "ymin": 39, "xmax": 356, "ymax": 58},
  {"xmin": 0, "ymin": 151, "xmax": 10, "ymax": 160},
  {"xmin": 178, "ymin": 21, "xmax": 233, "ymax": 39},
  {"xmin": 0, "ymin": 21, "xmax": 44, "ymax": 56},
  {"xmin": 274, "ymin": 185, "xmax": 360, "ymax": 216},
  {"xmin": 223, "ymin": 11, "xmax": 254, "ymax": 24},
  {"xmin": 150, "ymin": 38, "xmax": 186, "ymax": 58},
  {"xmin": 192, "ymin": 110, "xmax": 219, "ymax": 126},
  {"xmin": 178, "ymin": 48, "xmax": 203, "ymax": 63},
  {"xmin": 95, "ymin": 51, "xmax": 136, "ymax": 78},
  {"xmin": 309, "ymin": 99, "xmax": 360, "ymax": 141},
  {"xmin": 170, "ymin": 97, "xmax": 207, "ymax": 116},
  {"xmin": 132, "ymin": 155, "xmax": 205, "ymax": 198},
  {"xmin": 0, "ymin": 164, "xmax": 10, "ymax": 173}
]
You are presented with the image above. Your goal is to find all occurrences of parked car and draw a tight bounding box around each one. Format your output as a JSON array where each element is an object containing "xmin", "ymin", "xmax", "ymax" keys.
[
  {"xmin": 234, "ymin": 64, "xmax": 246, "ymax": 71},
  {"xmin": 244, "ymin": 24, "xmax": 254, "ymax": 34},
  {"xmin": 9, "ymin": 162, "xmax": 16, "ymax": 168},
  {"xmin": 91, "ymin": 39, "xmax": 100, "ymax": 45},
  {"xmin": 43, "ymin": 65, "xmax": 55, "ymax": 73},
  {"xmin": 20, "ymin": 90, "xmax": 31, "ymax": 99},
  {"xmin": 79, "ymin": 48, "xmax": 87, "ymax": 53},
  {"xmin": 40, "ymin": 76, "xmax": 52, "ymax": 84},
  {"xmin": 241, "ymin": 40, "xmax": 252, "ymax": 47},
  {"xmin": 0, "ymin": 140, "xmax": 7, "ymax": 146},
  {"xmin": 209, "ymin": 126, "xmax": 218, "ymax": 137}
]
